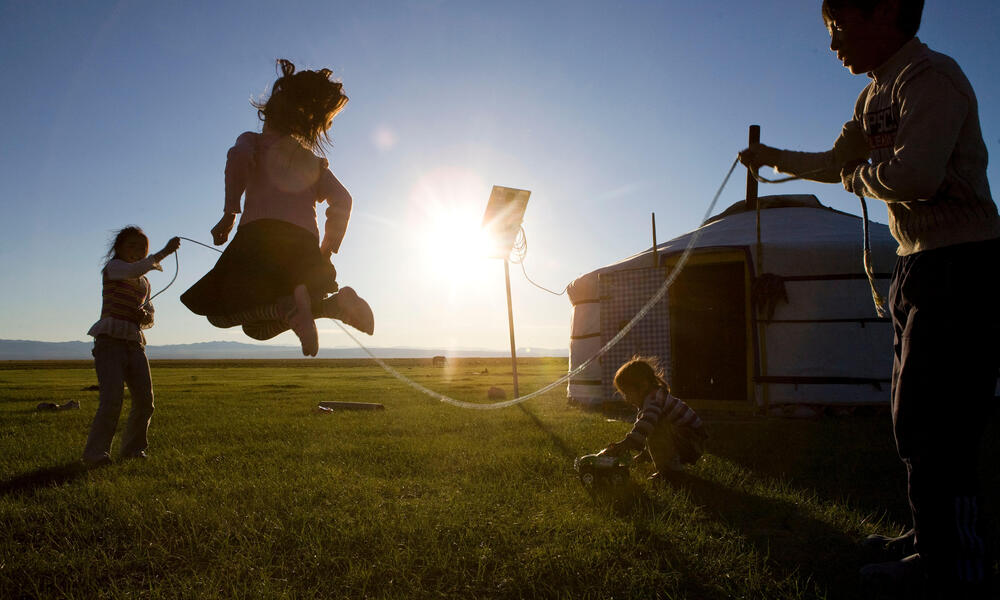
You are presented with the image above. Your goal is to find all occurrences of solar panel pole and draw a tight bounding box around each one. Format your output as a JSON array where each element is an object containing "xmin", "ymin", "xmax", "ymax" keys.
[
  {"xmin": 481, "ymin": 185, "xmax": 531, "ymax": 400},
  {"xmin": 503, "ymin": 258, "xmax": 519, "ymax": 398}
]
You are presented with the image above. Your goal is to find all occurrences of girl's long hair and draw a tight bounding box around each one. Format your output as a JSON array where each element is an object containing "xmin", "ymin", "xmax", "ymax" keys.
[
  {"xmin": 613, "ymin": 355, "xmax": 670, "ymax": 396},
  {"xmin": 103, "ymin": 225, "xmax": 147, "ymax": 266},
  {"xmin": 252, "ymin": 59, "xmax": 349, "ymax": 153}
]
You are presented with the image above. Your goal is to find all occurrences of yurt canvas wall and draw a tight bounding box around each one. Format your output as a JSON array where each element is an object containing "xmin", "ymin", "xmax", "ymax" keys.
[{"xmin": 567, "ymin": 195, "xmax": 899, "ymax": 411}]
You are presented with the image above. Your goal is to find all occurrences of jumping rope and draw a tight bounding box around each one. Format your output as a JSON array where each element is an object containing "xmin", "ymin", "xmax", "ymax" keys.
[
  {"xmin": 333, "ymin": 158, "xmax": 743, "ymax": 409},
  {"xmin": 142, "ymin": 236, "xmax": 222, "ymax": 308},
  {"xmin": 144, "ymin": 156, "xmax": 882, "ymax": 409}
]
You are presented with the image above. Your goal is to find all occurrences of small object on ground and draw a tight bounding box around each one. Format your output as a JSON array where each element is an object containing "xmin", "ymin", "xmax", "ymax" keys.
[
  {"xmin": 38, "ymin": 400, "xmax": 81, "ymax": 411},
  {"xmin": 317, "ymin": 401, "xmax": 385, "ymax": 411},
  {"xmin": 82, "ymin": 384, "xmax": 100, "ymax": 391},
  {"xmin": 574, "ymin": 452, "xmax": 632, "ymax": 490},
  {"xmin": 487, "ymin": 386, "xmax": 505, "ymax": 400}
]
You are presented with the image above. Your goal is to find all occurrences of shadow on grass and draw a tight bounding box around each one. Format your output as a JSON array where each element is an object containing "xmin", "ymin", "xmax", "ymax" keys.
[
  {"xmin": 579, "ymin": 478, "xmax": 837, "ymax": 600},
  {"xmin": 0, "ymin": 461, "xmax": 87, "ymax": 497},
  {"xmin": 706, "ymin": 416, "xmax": 912, "ymax": 525},
  {"xmin": 516, "ymin": 403, "xmax": 579, "ymax": 461},
  {"xmin": 661, "ymin": 470, "xmax": 867, "ymax": 598}
]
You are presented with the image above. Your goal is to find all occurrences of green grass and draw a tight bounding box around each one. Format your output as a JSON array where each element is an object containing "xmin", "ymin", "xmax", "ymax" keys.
[{"xmin": 1, "ymin": 358, "xmax": 997, "ymax": 599}]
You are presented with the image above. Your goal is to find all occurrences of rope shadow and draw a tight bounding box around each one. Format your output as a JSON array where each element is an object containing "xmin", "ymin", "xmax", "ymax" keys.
[
  {"xmin": 0, "ymin": 461, "xmax": 87, "ymax": 498},
  {"xmin": 516, "ymin": 403, "xmax": 578, "ymax": 462}
]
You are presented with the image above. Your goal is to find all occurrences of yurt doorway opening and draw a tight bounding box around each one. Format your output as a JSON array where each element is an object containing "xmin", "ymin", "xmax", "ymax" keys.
[{"xmin": 667, "ymin": 257, "xmax": 749, "ymax": 402}]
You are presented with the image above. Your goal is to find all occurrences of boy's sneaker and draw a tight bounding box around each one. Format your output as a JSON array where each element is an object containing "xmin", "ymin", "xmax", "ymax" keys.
[
  {"xmin": 321, "ymin": 287, "xmax": 374, "ymax": 335},
  {"xmin": 286, "ymin": 285, "xmax": 319, "ymax": 356},
  {"xmin": 863, "ymin": 527, "xmax": 915, "ymax": 556}
]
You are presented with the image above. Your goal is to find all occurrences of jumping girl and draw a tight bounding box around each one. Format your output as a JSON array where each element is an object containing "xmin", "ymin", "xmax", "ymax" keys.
[
  {"xmin": 83, "ymin": 227, "xmax": 179, "ymax": 467},
  {"xmin": 181, "ymin": 59, "xmax": 374, "ymax": 356}
]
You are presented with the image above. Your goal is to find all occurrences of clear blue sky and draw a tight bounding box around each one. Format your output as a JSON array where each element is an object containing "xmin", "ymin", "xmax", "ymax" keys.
[{"xmin": 1, "ymin": 1, "xmax": 998, "ymax": 352}]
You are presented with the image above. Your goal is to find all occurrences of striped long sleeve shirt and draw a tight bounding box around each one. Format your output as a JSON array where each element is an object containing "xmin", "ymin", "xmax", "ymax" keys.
[{"xmin": 620, "ymin": 387, "xmax": 703, "ymax": 452}]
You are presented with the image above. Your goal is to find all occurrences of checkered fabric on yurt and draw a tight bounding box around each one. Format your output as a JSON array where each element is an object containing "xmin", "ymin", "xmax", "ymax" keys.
[{"xmin": 598, "ymin": 267, "xmax": 672, "ymax": 403}]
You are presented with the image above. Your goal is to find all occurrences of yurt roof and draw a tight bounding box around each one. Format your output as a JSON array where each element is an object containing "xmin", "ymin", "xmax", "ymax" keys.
[{"xmin": 569, "ymin": 194, "xmax": 897, "ymax": 301}]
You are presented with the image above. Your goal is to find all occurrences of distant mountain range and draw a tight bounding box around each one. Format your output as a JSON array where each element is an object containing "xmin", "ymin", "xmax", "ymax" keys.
[{"xmin": 0, "ymin": 339, "xmax": 568, "ymax": 360}]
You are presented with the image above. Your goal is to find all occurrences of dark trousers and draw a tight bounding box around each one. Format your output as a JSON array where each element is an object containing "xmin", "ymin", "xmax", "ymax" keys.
[
  {"xmin": 83, "ymin": 336, "xmax": 155, "ymax": 461},
  {"xmin": 889, "ymin": 237, "xmax": 1000, "ymax": 586}
]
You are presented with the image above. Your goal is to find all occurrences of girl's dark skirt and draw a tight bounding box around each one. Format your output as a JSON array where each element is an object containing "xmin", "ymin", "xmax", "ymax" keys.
[{"xmin": 181, "ymin": 219, "xmax": 337, "ymax": 316}]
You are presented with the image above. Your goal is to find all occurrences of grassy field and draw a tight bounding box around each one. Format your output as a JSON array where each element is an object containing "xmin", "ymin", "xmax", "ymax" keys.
[{"xmin": 1, "ymin": 358, "xmax": 997, "ymax": 599}]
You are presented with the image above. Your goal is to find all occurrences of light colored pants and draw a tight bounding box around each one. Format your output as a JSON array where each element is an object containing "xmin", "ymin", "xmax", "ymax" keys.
[
  {"xmin": 83, "ymin": 336, "xmax": 155, "ymax": 461},
  {"xmin": 646, "ymin": 421, "xmax": 707, "ymax": 473}
]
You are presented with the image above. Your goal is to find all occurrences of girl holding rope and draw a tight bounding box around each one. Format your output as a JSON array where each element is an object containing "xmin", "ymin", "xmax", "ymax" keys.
[
  {"xmin": 181, "ymin": 59, "xmax": 374, "ymax": 356},
  {"xmin": 83, "ymin": 227, "xmax": 179, "ymax": 467}
]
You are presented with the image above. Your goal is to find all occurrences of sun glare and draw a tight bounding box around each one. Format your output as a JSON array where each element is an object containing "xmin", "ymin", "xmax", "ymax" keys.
[{"xmin": 409, "ymin": 167, "xmax": 495, "ymax": 286}]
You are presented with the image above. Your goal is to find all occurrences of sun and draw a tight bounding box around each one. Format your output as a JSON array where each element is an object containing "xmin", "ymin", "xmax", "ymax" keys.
[{"xmin": 409, "ymin": 167, "xmax": 496, "ymax": 284}]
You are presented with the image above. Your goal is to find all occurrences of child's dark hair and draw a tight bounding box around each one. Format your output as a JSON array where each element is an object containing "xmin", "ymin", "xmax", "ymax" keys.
[
  {"xmin": 104, "ymin": 225, "xmax": 147, "ymax": 264},
  {"xmin": 613, "ymin": 355, "xmax": 670, "ymax": 396},
  {"xmin": 822, "ymin": 0, "xmax": 924, "ymax": 38},
  {"xmin": 252, "ymin": 58, "xmax": 349, "ymax": 153}
]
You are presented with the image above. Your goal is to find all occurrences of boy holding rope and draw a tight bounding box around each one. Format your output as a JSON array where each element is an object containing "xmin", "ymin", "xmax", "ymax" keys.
[{"xmin": 739, "ymin": 0, "xmax": 998, "ymax": 596}]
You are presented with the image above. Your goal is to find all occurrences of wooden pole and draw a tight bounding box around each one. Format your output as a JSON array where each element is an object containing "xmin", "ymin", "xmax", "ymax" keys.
[
  {"xmin": 651, "ymin": 212, "xmax": 658, "ymax": 268},
  {"xmin": 746, "ymin": 124, "xmax": 769, "ymax": 414},
  {"xmin": 746, "ymin": 124, "xmax": 760, "ymax": 211},
  {"xmin": 503, "ymin": 258, "xmax": 519, "ymax": 397}
]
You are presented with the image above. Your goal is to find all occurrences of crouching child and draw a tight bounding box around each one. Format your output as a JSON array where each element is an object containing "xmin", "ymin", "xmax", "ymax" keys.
[{"xmin": 602, "ymin": 356, "xmax": 708, "ymax": 478}]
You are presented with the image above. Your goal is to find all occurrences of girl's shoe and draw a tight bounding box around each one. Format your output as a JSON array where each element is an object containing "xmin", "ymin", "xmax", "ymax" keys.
[
  {"xmin": 286, "ymin": 285, "xmax": 319, "ymax": 356},
  {"xmin": 321, "ymin": 287, "xmax": 374, "ymax": 335}
]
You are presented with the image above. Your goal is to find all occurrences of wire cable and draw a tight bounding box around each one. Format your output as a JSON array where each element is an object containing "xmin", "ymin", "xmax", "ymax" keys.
[{"xmin": 508, "ymin": 227, "xmax": 569, "ymax": 296}]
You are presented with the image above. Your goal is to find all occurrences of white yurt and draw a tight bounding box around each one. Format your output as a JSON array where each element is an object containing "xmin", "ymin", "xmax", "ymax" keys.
[{"xmin": 566, "ymin": 194, "xmax": 899, "ymax": 413}]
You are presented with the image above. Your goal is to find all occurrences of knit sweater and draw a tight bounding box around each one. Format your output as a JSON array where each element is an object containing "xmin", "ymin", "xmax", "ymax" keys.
[
  {"xmin": 224, "ymin": 130, "xmax": 353, "ymax": 251},
  {"xmin": 772, "ymin": 38, "xmax": 999, "ymax": 256},
  {"xmin": 619, "ymin": 387, "xmax": 703, "ymax": 452},
  {"xmin": 87, "ymin": 257, "xmax": 161, "ymax": 345}
]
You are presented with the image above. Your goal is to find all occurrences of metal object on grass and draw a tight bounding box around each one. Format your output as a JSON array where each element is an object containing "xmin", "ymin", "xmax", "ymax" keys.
[{"xmin": 317, "ymin": 401, "xmax": 385, "ymax": 411}]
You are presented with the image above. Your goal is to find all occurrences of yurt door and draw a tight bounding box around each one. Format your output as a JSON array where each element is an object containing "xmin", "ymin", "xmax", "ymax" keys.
[{"xmin": 668, "ymin": 260, "xmax": 748, "ymax": 401}]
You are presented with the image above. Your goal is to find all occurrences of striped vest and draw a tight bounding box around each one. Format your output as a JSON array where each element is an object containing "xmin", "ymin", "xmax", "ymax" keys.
[{"xmin": 100, "ymin": 272, "xmax": 149, "ymax": 324}]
